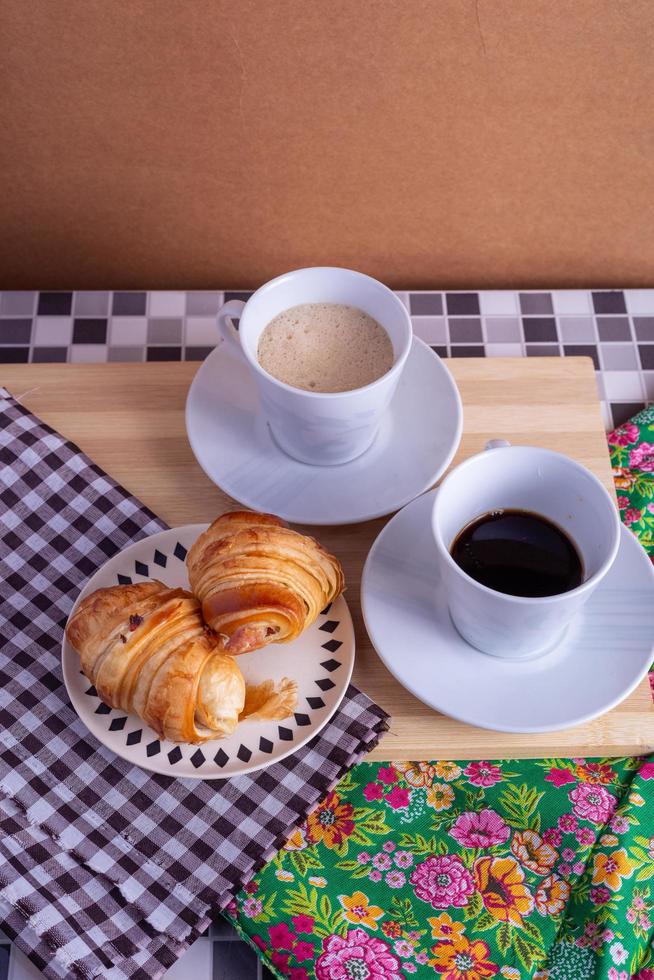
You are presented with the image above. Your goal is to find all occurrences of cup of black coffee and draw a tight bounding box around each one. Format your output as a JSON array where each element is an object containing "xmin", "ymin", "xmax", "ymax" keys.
[{"xmin": 431, "ymin": 441, "xmax": 621, "ymax": 659}]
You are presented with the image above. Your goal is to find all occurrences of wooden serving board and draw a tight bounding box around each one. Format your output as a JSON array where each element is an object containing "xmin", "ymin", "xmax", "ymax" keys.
[{"xmin": 4, "ymin": 357, "xmax": 653, "ymax": 760}]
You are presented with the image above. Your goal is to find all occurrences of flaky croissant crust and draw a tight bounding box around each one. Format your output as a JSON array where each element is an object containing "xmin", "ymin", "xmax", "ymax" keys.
[
  {"xmin": 186, "ymin": 511, "xmax": 345, "ymax": 655},
  {"xmin": 66, "ymin": 582, "xmax": 246, "ymax": 743}
]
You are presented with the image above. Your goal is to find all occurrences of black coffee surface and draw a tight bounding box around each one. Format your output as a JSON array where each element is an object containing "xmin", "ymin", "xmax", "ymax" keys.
[{"xmin": 451, "ymin": 509, "xmax": 583, "ymax": 598}]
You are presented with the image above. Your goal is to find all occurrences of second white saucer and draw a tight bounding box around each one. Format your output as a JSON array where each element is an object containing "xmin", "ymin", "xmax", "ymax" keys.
[
  {"xmin": 185, "ymin": 338, "xmax": 462, "ymax": 525},
  {"xmin": 362, "ymin": 488, "xmax": 654, "ymax": 733}
]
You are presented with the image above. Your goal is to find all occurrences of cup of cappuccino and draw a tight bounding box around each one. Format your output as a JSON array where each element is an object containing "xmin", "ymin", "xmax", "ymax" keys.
[{"xmin": 216, "ymin": 267, "xmax": 413, "ymax": 465}]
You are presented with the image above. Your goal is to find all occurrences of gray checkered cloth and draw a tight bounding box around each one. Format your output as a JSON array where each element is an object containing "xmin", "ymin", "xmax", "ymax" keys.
[{"xmin": 0, "ymin": 388, "xmax": 389, "ymax": 980}]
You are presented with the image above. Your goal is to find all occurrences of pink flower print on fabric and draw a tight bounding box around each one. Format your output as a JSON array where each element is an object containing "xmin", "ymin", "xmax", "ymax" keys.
[
  {"xmin": 409, "ymin": 855, "xmax": 474, "ymax": 909},
  {"xmin": 569, "ymin": 783, "xmax": 617, "ymax": 823},
  {"xmin": 463, "ymin": 761, "xmax": 503, "ymax": 786},
  {"xmin": 449, "ymin": 809, "xmax": 510, "ymax": 849},
  {"xmin": 609, "ymin": 422, "xmax": 640, "ymax": 447},
  {"xmin": 545, "ymin": 767, "xmax": 577, "ymax": 787},
  {"xmin": 315, "ymin": 929, "xmax": 402, "ymax": 979},
  {"xmin": 385, "ymin": 787, "xmax": 410, "ymax": 809},
  {"xmin": 623, "ymin": 507, "xmax": 643, "ymax": 526},
  {"xmin": 629, "ymin": 442, "xmax": 654, "ymax": 472}
]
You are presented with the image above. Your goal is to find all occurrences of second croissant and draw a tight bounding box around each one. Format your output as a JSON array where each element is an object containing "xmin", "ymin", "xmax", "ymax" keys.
[{"xmin": 187, "ymin": 511, "xmax": 345, "ymax": 655}]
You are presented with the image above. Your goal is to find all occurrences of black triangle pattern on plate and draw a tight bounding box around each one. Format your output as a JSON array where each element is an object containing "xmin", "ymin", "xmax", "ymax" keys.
[
  {"xmin": 95, "ymin": 702, "xmax": 111, "ymax": 715},
  {"xmin": 237, "ymin": 744, "xmax": 252, "ymax": 763},
  {"xmin": 174, "ymin": 542, "xmax": 187, "ymax": 561},
  {"xmin": 320, "ymin": 603, "xmax": 332, "ymax": 616},
  {"xmin": 316, "ymin": 678, "xmax": 335, "ymax": 691},
  {"xmin": 307, "ymin": 696, "xmax": 325, "ymax": 709},
  {"xmin": 278, "ymin": 726, "xmax": 293, "ymax": 741},
  {"xmin": 117, "ymin": 574, "xmax": 132, "ymax": 585},
  {"xmin": 321, "ymin": 639, "xmax": 342, "ymax": 653},
  {"xmin": 135, "ymin": 560, "xmax": 149, "ymax": 577},
  {"xmin": 294, "ymin": 713, "xmax": 311, "ymax": 726},
  {"xmin": 168, "ymin": 746, "xmax": 182, "ymax": 764},
  {"xmin": 320, "ymin": 659, "xmax": 341, "ymax": 672},
  {"xmin": 146, "ymin": 740, "xmax": 161, "ymax": 757},
  {"xmin": 191, "ymin": 748, "xmax": 205, "ymax": 769},
  {"xmin": 85, "ymin": 685, "xmax": 97, "ymax": 697},
  {"xmin": 109, "ymin": 716, "xmax": 127, "ymax": 731},
  {"xmin": 153, "ymin": 549, "xmax": 167, "ymax": 568},
  {"xmin": 214, "ymin": 748, "xmax": 229, "ymax": 767},
  {"xmin": 259, "ymin": 737, "xmax": 273, "ymax": 753},
  {"xmin": 126, "ymin": 730, "xmax": 142, "ymax": 746},
  {"xmin": 318, "ymin": 620, "xmax": 339, "ymax": 634}
]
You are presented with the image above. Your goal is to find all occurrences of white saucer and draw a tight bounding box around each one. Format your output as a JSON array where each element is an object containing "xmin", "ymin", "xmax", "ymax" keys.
[
  {"xmin": 361, "ymin": 489, "xmax": 654, "ymax": 733},
  {"xmin": 185, "ymin": 338, "xmax": 462, "ymax": 526},
  {"xmin": 62, "ymin": 525, "xmax": 355, "ymax": 780}
]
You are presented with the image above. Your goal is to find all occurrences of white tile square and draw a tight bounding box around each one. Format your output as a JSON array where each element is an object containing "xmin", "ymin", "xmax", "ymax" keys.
[
  {"xmin": 162, "ymin": 937, "xmax": 211, "ymax": 979},
  {"xmin": 411, "ymin": 317, "xmax": 447, "ymax": 344},
  {"xmin": 643, "ymin": 372, "xmax": 654, "ymax": 401},
  {"xmin": 185, "ymin": 317, "xmax": 218, "ymax": 346},
  {"xmin": 148, "ymin": 291, "xmax": 186, "ymax": 317},
  {"xmin": 70, "ymin": 344, "xmax": 108, "ymax": 363},
  {"xmin": 110, "ymin": 317, "xmax": 147, "ymax": 346},
  {"xmin": 626, "ymin": 289, "xmax": 654, "ymax": 316},
  {"xmin": 479, "ymin": 291, "xmax": 518, "ymax": 315},
  {"xmin": 602, "ymin": 370, "xmax": 644, "ymax": 400},
  {"xmin": 485, "ymin": 343, "xmax": 523, "ymax": 357},
  {"xmin": 552, "ymin": 290, "xmax": 592, "ymax": 315},
  {"xmin": 33, "ymin": 317, "xmax": 72, "ymax": 346}
]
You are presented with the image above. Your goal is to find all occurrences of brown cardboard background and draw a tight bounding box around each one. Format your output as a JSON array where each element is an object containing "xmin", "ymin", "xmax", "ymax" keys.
[{"xmin": 1, "ymin": 0, "xmax": 653, "ymax": 289}]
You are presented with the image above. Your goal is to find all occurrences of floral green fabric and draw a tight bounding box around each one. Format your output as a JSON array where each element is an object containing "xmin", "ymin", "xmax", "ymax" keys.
[
  {"xmin": 223, "ymin": 406, "xmax": 654, "ymax": 978},
  {"xmin": 225, "ymin": 757, "xmax": 654, "ymax": 979},
  {"xmin": 609, "ymin": 404, "xmax": 654, "ymax": 563}
]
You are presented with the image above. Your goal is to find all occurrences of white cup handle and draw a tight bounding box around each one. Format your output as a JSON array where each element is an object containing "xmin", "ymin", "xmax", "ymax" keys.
[
  {"xmin": 217, "ymin": 300, "xmax": 246, "ymax": 353},
  {"xmin": 485, "ymin": 439, "xmax": 511, "ymax": 450}
]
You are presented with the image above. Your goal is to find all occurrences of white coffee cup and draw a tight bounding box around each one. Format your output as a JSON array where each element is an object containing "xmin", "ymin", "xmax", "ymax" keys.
[
  {"xmin": 431, "ymin": 441, "xmax": 621, "ymax": 659},
  {"xmin": 216, "ymin": 267, "xmax": 413, "ymax": 466}
]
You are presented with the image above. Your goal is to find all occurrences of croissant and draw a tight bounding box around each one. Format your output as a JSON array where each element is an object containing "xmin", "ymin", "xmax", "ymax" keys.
[
  {"xmin": 65, "ymin": 581, "xmax": 246, "ymax": 743},
  {"xmin": 186, "ymin": 511, "xmax": 345, "ymax": 655}
]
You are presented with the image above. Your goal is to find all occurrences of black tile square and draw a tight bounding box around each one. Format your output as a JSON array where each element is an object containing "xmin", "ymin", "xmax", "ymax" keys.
[
  {"xmin": 112, "ymin": 292, "xmax": 147, "ymax": 316},
  {"xmin": 522, "ymin": 318, "xmax": 557, "ymax": 342},
  {"xmin": 430, "ymin": 345, "xmax": 447, "ymax": 358},
  {"xmin": 224, "ymin": 291, "xmax": 252, "ymax": 302},
  {"xmin": 0, "ymin": 318, "xmax": 32, "ymax": 344},
  {"xmin": 450, "ymin": 345, "xmax": 484, "ymax": 357},
  {"xmin": 446, "ymin": 293, "xmax": 480, "ymax": 315},
  {"xmin": 410, "ymin": 293, "xmax": 443, "ymax": 315},
  {"xmin": 596, "ymin": 316, "xmax": 631, "ymax": 341},
  {"xmin": 37, "ymin": 291, "xmax": 72, "ymax": 315},
  {"xmin": 526, "ymin": 344, "xmax": 559, "ymax": 356},
  {"xmin": 73, "ymin": 318, "xmax": 108, "ymax": 344},
  {"xmin": 610, "ymin": 402, "xmax": 646, "ymax": 427},
  {"xmin": 638, "ymin": 345, "xmax": 654, "ymax": 370},
  {"xmin": 32, "ymin": 347, "xmax": 67, "ymax": 363},
  {"xmin": 212, "ymin": 938, "xmax": 258, "ymax": 979},
  {"xmin": 147, "ymin": 346, "xmax": 182, "ymax": 361},
  {"xmin": 448, "ymin": 318, "xmax": 482, "ymax": 343},
  {"xmin": 184, "ymin": 346, "xmax": 213, "ymax": 361},
  {"xmin": 519, "ymin": 292, "xmax": 554, "ymax": 315},
  {"xmin": 592, "ymin": 291, "xmax": 626, "ymax": 314},
  {"xmin": 634, "ymin": 317, "xmax": 654, "ymax": 341},
  {"xmin": 0, "ymin": 347, "xmax": 29, "ymax": 363},
  {"xmin": 563, "ymin": 345, "xmax": 599, "ymax": 369}
]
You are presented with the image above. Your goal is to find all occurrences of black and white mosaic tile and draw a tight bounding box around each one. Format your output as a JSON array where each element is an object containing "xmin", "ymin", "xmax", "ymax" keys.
[{"xmin": 1, "ymin": 289, "xmax": 653, "ymax": 430}]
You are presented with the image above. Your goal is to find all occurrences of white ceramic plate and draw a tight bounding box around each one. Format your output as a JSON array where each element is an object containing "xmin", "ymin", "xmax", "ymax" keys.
[
  {"xmin": 185, "ymin": 337, "xmax": 462, "ymax": 525},
  {"xmin": 362, "ymin": 489, "xmax": 654, "ymax": 733},
  {"xmin": 62, "ymin": 525, "xmax": 355, "ymax": 779}
]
